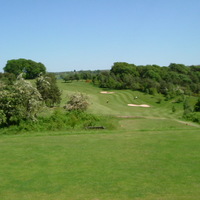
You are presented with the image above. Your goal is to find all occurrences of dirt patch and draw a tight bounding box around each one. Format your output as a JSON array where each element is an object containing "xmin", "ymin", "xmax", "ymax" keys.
[
  {"xmin": 100, "ymin": 91, "xmax": 115, "ymax": 94},
  {"xmin": 128, "ymin": 104, "xmax": 150, "ymax": 107}
]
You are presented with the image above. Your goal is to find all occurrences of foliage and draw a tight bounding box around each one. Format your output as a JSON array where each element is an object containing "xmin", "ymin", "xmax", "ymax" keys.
[
  {"xmin": 36, "ymin": 73, "xmax": 61, "ymax": 107},
  {"xmin": 0, "ymin": 72, "xmax": 16, "ymax": 85},
  {"xmin": 60, "ymin": 72, "xmax": 80, "ymax": 82},
  {"xmin": 0, "ymin": 75, "xmax": 43, "ymax": 126},
  {"xmin": 64, "ymin": 93, "xmax": 89, "ymax": 112},
  {"xmin": 58, "ymin": 70, "xmax": 102, "ymax": 82},
  {"xmin": 182, "ymin": 98, "xmax": 200, "ymax": 123},
  {"xmin": 1, "ymin": 110, "xmax": 105, "ymax": 133},
  {"xmin": 3, "ymin": 58, "xmax": 46, "ymax": 79},
  {"xmin": 172, "ymin": 105, "xmax": 176, "ymax": 113},
  {"xmin": 92, "ymin": 62, "xmax": 200, "ymax": 97},
  {"xmin": 183, "ymin": 98, "xmax": 193, "ymax": 115},
  {"xmin": 0, "ymin": 110, "xmax": 6, "ymax": 125},
  {"xmin": 194, "ymin": 98, "xmax": 200, "ymax": 112},
  {"xmin": 111, "ymin": 62, "xmax": 139, "ymax": 77},
  {"xmin": 183, "ymin": 112, "xmax": 200, "ymax": 124}
]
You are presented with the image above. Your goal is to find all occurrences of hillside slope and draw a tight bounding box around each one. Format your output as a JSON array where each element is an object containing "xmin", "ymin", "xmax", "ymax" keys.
[{"xmin": 57, "ymin": 80, "xmax": 200, "ymax": 130}]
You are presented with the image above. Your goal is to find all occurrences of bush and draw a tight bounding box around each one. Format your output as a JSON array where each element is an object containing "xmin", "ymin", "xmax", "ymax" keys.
[
  {"xmin": 156, "ymin": 98, "xmax": 162, "ymax": 104},
  {"xmin": 183, "ymin": 98, "xmax": 193, "ymax": 115},
  {"xmin": 64, "ymin": 93, "xmax": 89, "ymax": 112},
  {"xmin": 183, "ymin": 112, "xmax": 200, "ymax": 124},
  {"xmin": 0, "ymin": 76, "xmax": 43, "ymax": 126},
  {"xmin": 0, "ymin": 110, "xmax": 6, "ymax": 125},
  {"xmin": 172, "ymin": 105, "xmax": 176, "ymax": 113},
  {"xmin": 0, "ymin": 110, "xmax": 109, "ymax": 134}
]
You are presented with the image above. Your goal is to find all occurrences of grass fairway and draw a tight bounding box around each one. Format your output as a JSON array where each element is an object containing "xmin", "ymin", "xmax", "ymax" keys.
[
  {"xmin": 57, "ymin": 80, "xmax": 187, "ymax": 119},
  {"xmin": 0, "ymin": 81, "xmax": 200, "ymax": 199},
  {"xmin": 0, "ymin": 128, "xmax": 200, "ymax": 200}
]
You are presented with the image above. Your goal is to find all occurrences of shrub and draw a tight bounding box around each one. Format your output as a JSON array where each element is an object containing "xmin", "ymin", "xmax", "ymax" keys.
[
  {"xmin": 183, "ymin": 98, "xmax": 193, "ymax": 115},
  {"xmin": 172, "ymin": 105, "xmax": 176, "ymax": 113},
  {"xmin": 64, "ymin": 93, "xmax": 89, "ymax": 112},
  {"xmin": 1, "ymin": 110, "xmax": 109, "ymax": 134},
  {"xmin": 0, "ymin": 110, "xmax": 6, "ymax": 125},
  {"xmin": 183, "ymin": 112, "xmax": 200, "ymax": 124},
  {"xmin": 156, "ymin": 98, "xmax": 162, "ymax": 104},
  {"xmin": 0, "ymin": 75, "xmax": 43, "ymax": 126}
]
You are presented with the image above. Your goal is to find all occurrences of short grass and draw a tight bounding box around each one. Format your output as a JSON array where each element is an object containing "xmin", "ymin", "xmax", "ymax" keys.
[
  {"xmin": 0, "ymin": 128, "xmax": 200, "ymax": 200},
  {"xmin": 0, "ymin": 80, "xmax": 199, "ymax": 199},
  {"xmin": 57, "ymin": 80, "xmax": 195, "ymax": 120}
]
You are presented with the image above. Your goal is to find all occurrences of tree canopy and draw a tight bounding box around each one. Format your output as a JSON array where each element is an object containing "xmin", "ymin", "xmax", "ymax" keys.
[
  {"xmin": 4, "ymin": 58, "xmax": 46, "ymax": 79},
  {"xmin": 92, "ymin": 62, "xmax": 200, "ymax": 97}
]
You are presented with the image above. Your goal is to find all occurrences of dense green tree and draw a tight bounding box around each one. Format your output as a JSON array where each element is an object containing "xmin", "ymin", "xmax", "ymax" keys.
[
  {"xmin": 79, "ymin": 71, "xmax": 93, "ymax": 80},
  {"xmin": 4, "ymin": 58, "xmax": 46, "ymax": 79},
  {"xmin": 92, "ymin": 62, "xmax": 199, "ymax": 96},
  {"xmin": 194, "ymin": 98, "xmax": 200, "ymax": 112},
  {"xmin": 143, "ymin": 69, "xmax": 161, "ymax": 82},
  {"xmin": 168, "ymin": 63, "xmax": 189, "ymax": 74},
  {"xmin": 60, "ymin": 73, "xmax": 74, "ymax": 82},
  {"xmin": 60, "ymin": 72, "xmax": 81, "ymax": 82},
  {"xmin": 25, "ymin": 61, "xmax": 46, "ymax": 79},
  {"xmin": 111, "ymin": 62, "xmax": 138, "ymax": 77},
  {"xmin": 36, "ymin": 73, "xmax": 61, "ymax": 107}
]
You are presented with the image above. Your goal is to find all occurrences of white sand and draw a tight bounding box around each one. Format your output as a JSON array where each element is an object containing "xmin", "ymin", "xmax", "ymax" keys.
[
  {"xmin": 128, "ymin": 104, "xmax": 150, "ymax": 107},
  {"xmin": 100, "ymin": 91, "xmax": 115, "ymax": 94}
]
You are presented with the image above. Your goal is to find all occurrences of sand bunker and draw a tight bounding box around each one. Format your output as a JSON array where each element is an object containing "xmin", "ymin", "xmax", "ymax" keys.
[
  {"xmin": 128, "ymin": 104, "xmax": 150, "ymax": 107},
  {"xmin": 100, "ymin": 91, "xmax": 115, "ymax": 94}
]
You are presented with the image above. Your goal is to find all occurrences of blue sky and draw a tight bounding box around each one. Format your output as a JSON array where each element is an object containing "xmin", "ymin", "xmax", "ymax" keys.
[{"xmin": 0, "ymin": 0, "xmax": 200, "ymax": 72}]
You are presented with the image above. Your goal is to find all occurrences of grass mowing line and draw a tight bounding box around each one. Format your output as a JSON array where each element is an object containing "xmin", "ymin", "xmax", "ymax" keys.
[
  {"xmin": 59, "ymin": 81, "xmax": 199, "ymax": 129},
  {"xmin": 57, "ymin": 81, "xmax": 189, "ymax": 121}
]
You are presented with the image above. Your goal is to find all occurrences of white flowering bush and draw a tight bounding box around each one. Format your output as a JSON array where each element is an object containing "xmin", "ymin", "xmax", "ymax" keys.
[
  {"xmin": 64, "ymin": 93, "xmax": 89, "ymax": 112},
  {"xmin": 0, "ymin": 74, "xmax": 43, "ymax": 126}
]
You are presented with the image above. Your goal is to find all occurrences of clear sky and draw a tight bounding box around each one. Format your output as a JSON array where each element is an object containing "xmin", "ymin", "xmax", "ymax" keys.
[{"xmin": 0, "ymin": 0, "xmax": 200, "ymax": 72}]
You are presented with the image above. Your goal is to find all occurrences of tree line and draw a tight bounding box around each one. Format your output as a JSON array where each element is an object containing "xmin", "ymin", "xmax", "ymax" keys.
[{"xmin": 91, "ymin": 62, "xmax": 200, "ymax": 98}]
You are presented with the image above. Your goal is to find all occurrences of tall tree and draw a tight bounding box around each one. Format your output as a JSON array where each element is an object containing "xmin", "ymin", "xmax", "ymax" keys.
[
  {"xmin": 4, "ymin": 58, "xmax": 46, "ymax": 79},
  {"xmin": 36, "ymin": 73, "xmax": 61, "ymax": 107}
]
